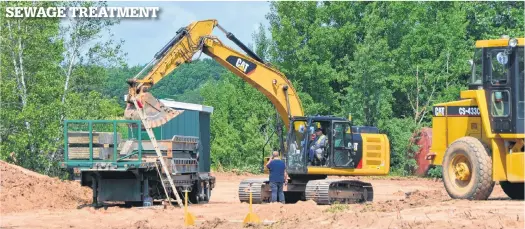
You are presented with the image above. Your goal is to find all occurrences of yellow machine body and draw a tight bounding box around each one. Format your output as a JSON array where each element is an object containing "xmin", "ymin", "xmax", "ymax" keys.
[
  {"xmin": 430, "ymin": 90, "xmax": 524, "ymax": 182},
  {"xmin": 429, "ymin": 37, "xmax": 524, "ymax": 200},
  {"xmin": 263, "ymin": 133, "xmax": 390, "ymax": 176}
]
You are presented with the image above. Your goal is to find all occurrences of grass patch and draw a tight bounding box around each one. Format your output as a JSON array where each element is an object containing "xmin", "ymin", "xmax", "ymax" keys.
[
  {"xmin": 323, "ymin": 201, "xmax": 348, "ymax": 213},
  {"xmin": 427, "ymin": 166, "xmax": 443, "ymax": 178},
  {"xmin": 211, "ymin": 163, "xmax": 263, "ymax": 175}
]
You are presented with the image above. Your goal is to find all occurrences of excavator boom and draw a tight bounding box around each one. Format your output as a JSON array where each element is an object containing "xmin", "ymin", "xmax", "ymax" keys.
[
  {"xmin": 124, "ymin": 19, "xmax": 304, "ymax": 129},
  {"xmin": 124, "ymin": 20, "xmax": 217, "ymax": 128}
]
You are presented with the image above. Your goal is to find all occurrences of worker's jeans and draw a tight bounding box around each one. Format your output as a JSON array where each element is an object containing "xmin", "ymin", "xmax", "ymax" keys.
[{"xmin": 270, "ymin": 181, "xmax": 285, "ymax": 203}]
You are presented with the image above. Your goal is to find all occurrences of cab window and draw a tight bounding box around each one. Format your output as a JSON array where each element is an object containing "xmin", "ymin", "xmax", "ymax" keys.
[
  {"xmin": 333, "ymin": 122, "xmax": 351, "ymax": 148},
  {"xmin": 290, "ymin": 121, "xmax": 308, "ymax": 154},
  {"xmin": 470, "ymin": 49, "xmax": 483, "ymax": 85},
  {"xmin": 489, "ymin": 49, "xmax": 509, "ymax": 85},
  {"xmin": 491, "ymin": 90, "xmax": 510, "ymax": 117},
  {"xmin": 286, "ymin": 120, "xmax": 311, "ymax": 171}
]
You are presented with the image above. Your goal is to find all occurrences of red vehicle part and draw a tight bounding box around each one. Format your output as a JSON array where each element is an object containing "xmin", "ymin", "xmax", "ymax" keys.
[{"xmin": 413, "ymin": 127, "xmax": 433, "ymax": 176}]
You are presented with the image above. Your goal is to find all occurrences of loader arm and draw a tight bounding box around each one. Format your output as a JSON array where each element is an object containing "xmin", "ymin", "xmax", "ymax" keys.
[{"xmin": 125, "ymin": 19, "xmax": 304, "ymax": 129}]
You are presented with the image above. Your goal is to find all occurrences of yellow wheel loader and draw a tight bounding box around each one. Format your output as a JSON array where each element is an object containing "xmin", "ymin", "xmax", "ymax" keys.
[{"xmin": 428, "ymin": 36, "xmax": 524, "ymax": 200}]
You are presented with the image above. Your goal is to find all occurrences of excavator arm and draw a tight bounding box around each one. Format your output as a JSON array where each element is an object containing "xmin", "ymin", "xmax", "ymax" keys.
[{"xmin": 125, "ymin": 19, "xmax": 304, "ymax": 129}]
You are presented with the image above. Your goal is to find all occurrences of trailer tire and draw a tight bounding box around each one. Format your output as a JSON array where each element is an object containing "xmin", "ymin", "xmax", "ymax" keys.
[
  {"xmin": 189, "ymin": 181, "xmax": 210, "ymax": 204},
  {"xmin": 442, "ymin": 136, "xmax": 495, "ymax": 200}
]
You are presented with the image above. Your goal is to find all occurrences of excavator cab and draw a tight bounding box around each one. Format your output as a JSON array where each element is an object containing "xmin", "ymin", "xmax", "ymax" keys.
[
  {"xmin": 285, "ymin": 117, "xmax": 334, "ymax": 172},
  {"xmin": 285, "ymin": 116, "xmax": 380, "ymax": 175}
]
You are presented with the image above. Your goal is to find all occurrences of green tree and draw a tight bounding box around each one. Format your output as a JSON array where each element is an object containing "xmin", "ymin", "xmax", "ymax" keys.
[
  {"xmin": 264, "ymin": 1, "xmax": 524, "ymax": 175},
  {"xmin": 103, "ymin": 64, "xmax": 145, "ymax": 106},
  {"xmin": 252, "ymin": 23, "xmax": 271, "ymax": 61},
  {"xmin": 1, "ymin": 1, "xmax": 65, "ymax": 172},
  {"xmin": 0, "ymin": 1, "xmax": 125, "ymax": 176},
  {"xmin": 199, "ymin": 73, "xmax": 278, "ymax": 172},
  {"xmin": 150, "ymin": 58, "xmax": 226, "ymax": 100},
  {"xmin": 463, "ymin": 2, "xmax": 524, "ymax": 40}
]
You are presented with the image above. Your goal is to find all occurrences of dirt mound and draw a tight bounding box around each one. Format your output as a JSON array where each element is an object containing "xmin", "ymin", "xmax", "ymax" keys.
[
  {"xmin": 0, "ymin": 160, "xmax": 91, "ymax": 214},
  {"xmin": 255, "ymin": 200, "xmax": 321, "ymax": 219},
  {"xmin": 133, "ymin": 220, "xmax": 153, "ymax": 229},
  {"xmin": 199, "ymin": 217, "xmax": 226, "ymax": 229},
  {"xmin": 361, "ymin": 189, "xmax": 449, "ymax": 213},
  {"xmin": 211, "ymin": 171, "xmax": 266, "ymax": 181},
  {"xmin": 1, "ymin": 171, "xmax": 522, "ymax": 229}
]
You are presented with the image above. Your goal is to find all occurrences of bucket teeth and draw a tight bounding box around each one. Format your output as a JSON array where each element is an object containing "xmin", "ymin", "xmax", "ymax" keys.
[{"xmin": 124, "ymin": 92, "xmax": 183, "ymax": 128}]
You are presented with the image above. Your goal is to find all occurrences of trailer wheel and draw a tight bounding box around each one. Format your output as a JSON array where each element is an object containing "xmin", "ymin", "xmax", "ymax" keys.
[
  {"xmin": 500, "ymin": 181, "xmax": 524, "ymax": 200},
  {"xmin": 442, "ymin": 136, "xmax": 495, "ymax": 200},
  {"xmin": 189, "ymin": 188, "xmax": 200, "ymax": 204},
  {"xmin": 189, "ymin": 181, "xmax": 210, "ymax": 204}
]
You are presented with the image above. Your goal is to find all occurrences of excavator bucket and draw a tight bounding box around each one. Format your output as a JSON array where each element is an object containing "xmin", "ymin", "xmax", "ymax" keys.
[{"xmin": 124, "ymin": 92, "xmax": 183, "ymax": 129}]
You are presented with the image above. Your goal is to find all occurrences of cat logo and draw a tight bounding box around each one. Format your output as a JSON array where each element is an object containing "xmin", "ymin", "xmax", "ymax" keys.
[
  {"xmin": 348, "ymin": 142, "xmax": 358, "ymax": 151},
  {"xmin": 235, "ymin": 58, "xmax": 250, "ymax": 73},
  {"xmin": 226, "ymin": 56, "xmax": 256, "ymax": 75},
  {"xmin": 434, "ymin": 106, "xmax": 445, "ymax": 117}
]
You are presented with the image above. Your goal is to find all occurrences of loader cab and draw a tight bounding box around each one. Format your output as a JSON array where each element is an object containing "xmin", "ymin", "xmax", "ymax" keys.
[
  {"xmin": 468, "ymin": 37, "xmax": 524, "ymax": 134},
  {"xmin": 285, "ymin": 116, "xmax": 375, "ymax": 174}
]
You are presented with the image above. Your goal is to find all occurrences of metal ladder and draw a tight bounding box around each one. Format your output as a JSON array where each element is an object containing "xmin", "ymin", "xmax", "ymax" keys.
[{"xmin": 131, "ymin": 99, "xmax": 183, "ymax": 208}]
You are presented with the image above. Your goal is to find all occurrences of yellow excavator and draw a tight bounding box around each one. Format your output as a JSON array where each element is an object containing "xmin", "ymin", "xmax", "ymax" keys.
[
  {"xmin": 428, "ymin": 36, "xmax": 524, "ymax": 200},
  {"xmin": 124, "ymin": 19, "xmax": 390, "ymax": 205}
]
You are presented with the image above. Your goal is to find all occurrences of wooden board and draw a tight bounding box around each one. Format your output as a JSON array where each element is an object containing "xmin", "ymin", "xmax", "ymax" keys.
[
  {"xmin": 67, "ymin": 131, "xmax": 121, "ymax": 145},
  {"xmin": 68, "ymin": 147, "xmax": 114, "ymax": 160}
]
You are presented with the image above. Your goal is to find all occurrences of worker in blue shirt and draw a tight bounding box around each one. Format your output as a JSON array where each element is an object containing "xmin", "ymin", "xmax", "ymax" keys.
[{"xmin": 266, "ymin": 151, "xmax": 288, "ymax": 203}]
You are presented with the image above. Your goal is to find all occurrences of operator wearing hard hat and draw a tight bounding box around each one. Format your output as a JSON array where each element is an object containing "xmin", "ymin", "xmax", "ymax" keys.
[{"xmin": 309, "ymin": 127, "xmax": 327, "ymax": 165}]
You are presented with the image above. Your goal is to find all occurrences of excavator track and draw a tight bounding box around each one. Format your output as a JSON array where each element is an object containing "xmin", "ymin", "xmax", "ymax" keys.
[
  {"xmin": 305, "ymin": 179, "xmax": 373, "ymax": 205},
  {"xmin": 238, "ymin": 178, "xmax": 269, "ymax": 204}
]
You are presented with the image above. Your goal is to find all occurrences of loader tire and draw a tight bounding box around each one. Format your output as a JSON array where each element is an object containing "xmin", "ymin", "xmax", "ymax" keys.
[
  {"xmin": 442, "ymin": 136, "xmax": 495, "ymax": 200},
  {"xmin": 500, "ymin": 181, "xmax": 524, "ymax": 200}
]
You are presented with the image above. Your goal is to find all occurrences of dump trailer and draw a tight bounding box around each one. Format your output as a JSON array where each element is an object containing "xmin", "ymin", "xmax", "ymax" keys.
[
  {"xmin": 60, "ymin": 120, "xmax": 215, "ymax": 206},
  {"xmin": 428, "ymin": 36, "xmax": 524, "ymax": 200}
]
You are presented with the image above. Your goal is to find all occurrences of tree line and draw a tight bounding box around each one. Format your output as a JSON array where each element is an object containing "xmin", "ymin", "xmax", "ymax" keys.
[
  {"xmin": 1, "ymin": 1, "xmax": 125, "ymax": 176},
  {"xmin": 1, "ymin": 1, "xmax": 523, "ymax": 176}
]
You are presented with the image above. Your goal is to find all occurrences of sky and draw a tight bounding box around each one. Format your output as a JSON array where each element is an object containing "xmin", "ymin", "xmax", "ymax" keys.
[{"xmin": 106, "ymin": 1, "xmax": 272, "ymax": 66}]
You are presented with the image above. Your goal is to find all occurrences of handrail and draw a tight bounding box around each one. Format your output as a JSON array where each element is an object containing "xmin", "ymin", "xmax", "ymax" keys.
[{"xmin": 63, "ymin": 120, "xmax": 143, "ymax": 167}]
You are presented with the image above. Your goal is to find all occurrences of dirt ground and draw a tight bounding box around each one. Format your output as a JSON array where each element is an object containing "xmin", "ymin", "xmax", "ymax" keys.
[{"xmin": 0, "ymin": 160, "xmax": 523, "ymax": 229}]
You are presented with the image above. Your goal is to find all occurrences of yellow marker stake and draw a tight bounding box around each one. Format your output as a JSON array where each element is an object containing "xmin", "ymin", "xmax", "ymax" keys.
[
  {"xmin": 184, "ymin": 190, "xmax": 196, "ymax": 226},
  {"xmin": 243, "ymin": 183, "xmax": 261, "ymax": 225}
]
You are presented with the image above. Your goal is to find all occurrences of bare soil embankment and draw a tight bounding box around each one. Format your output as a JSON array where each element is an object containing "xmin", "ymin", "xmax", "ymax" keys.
[
  {"xmin": 0, "ymin": 160, "xmax": 91, "ymax": 214},
  {"xmin": 0, "ymin": 160, "xmax": 523, "ymax": 229}
]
